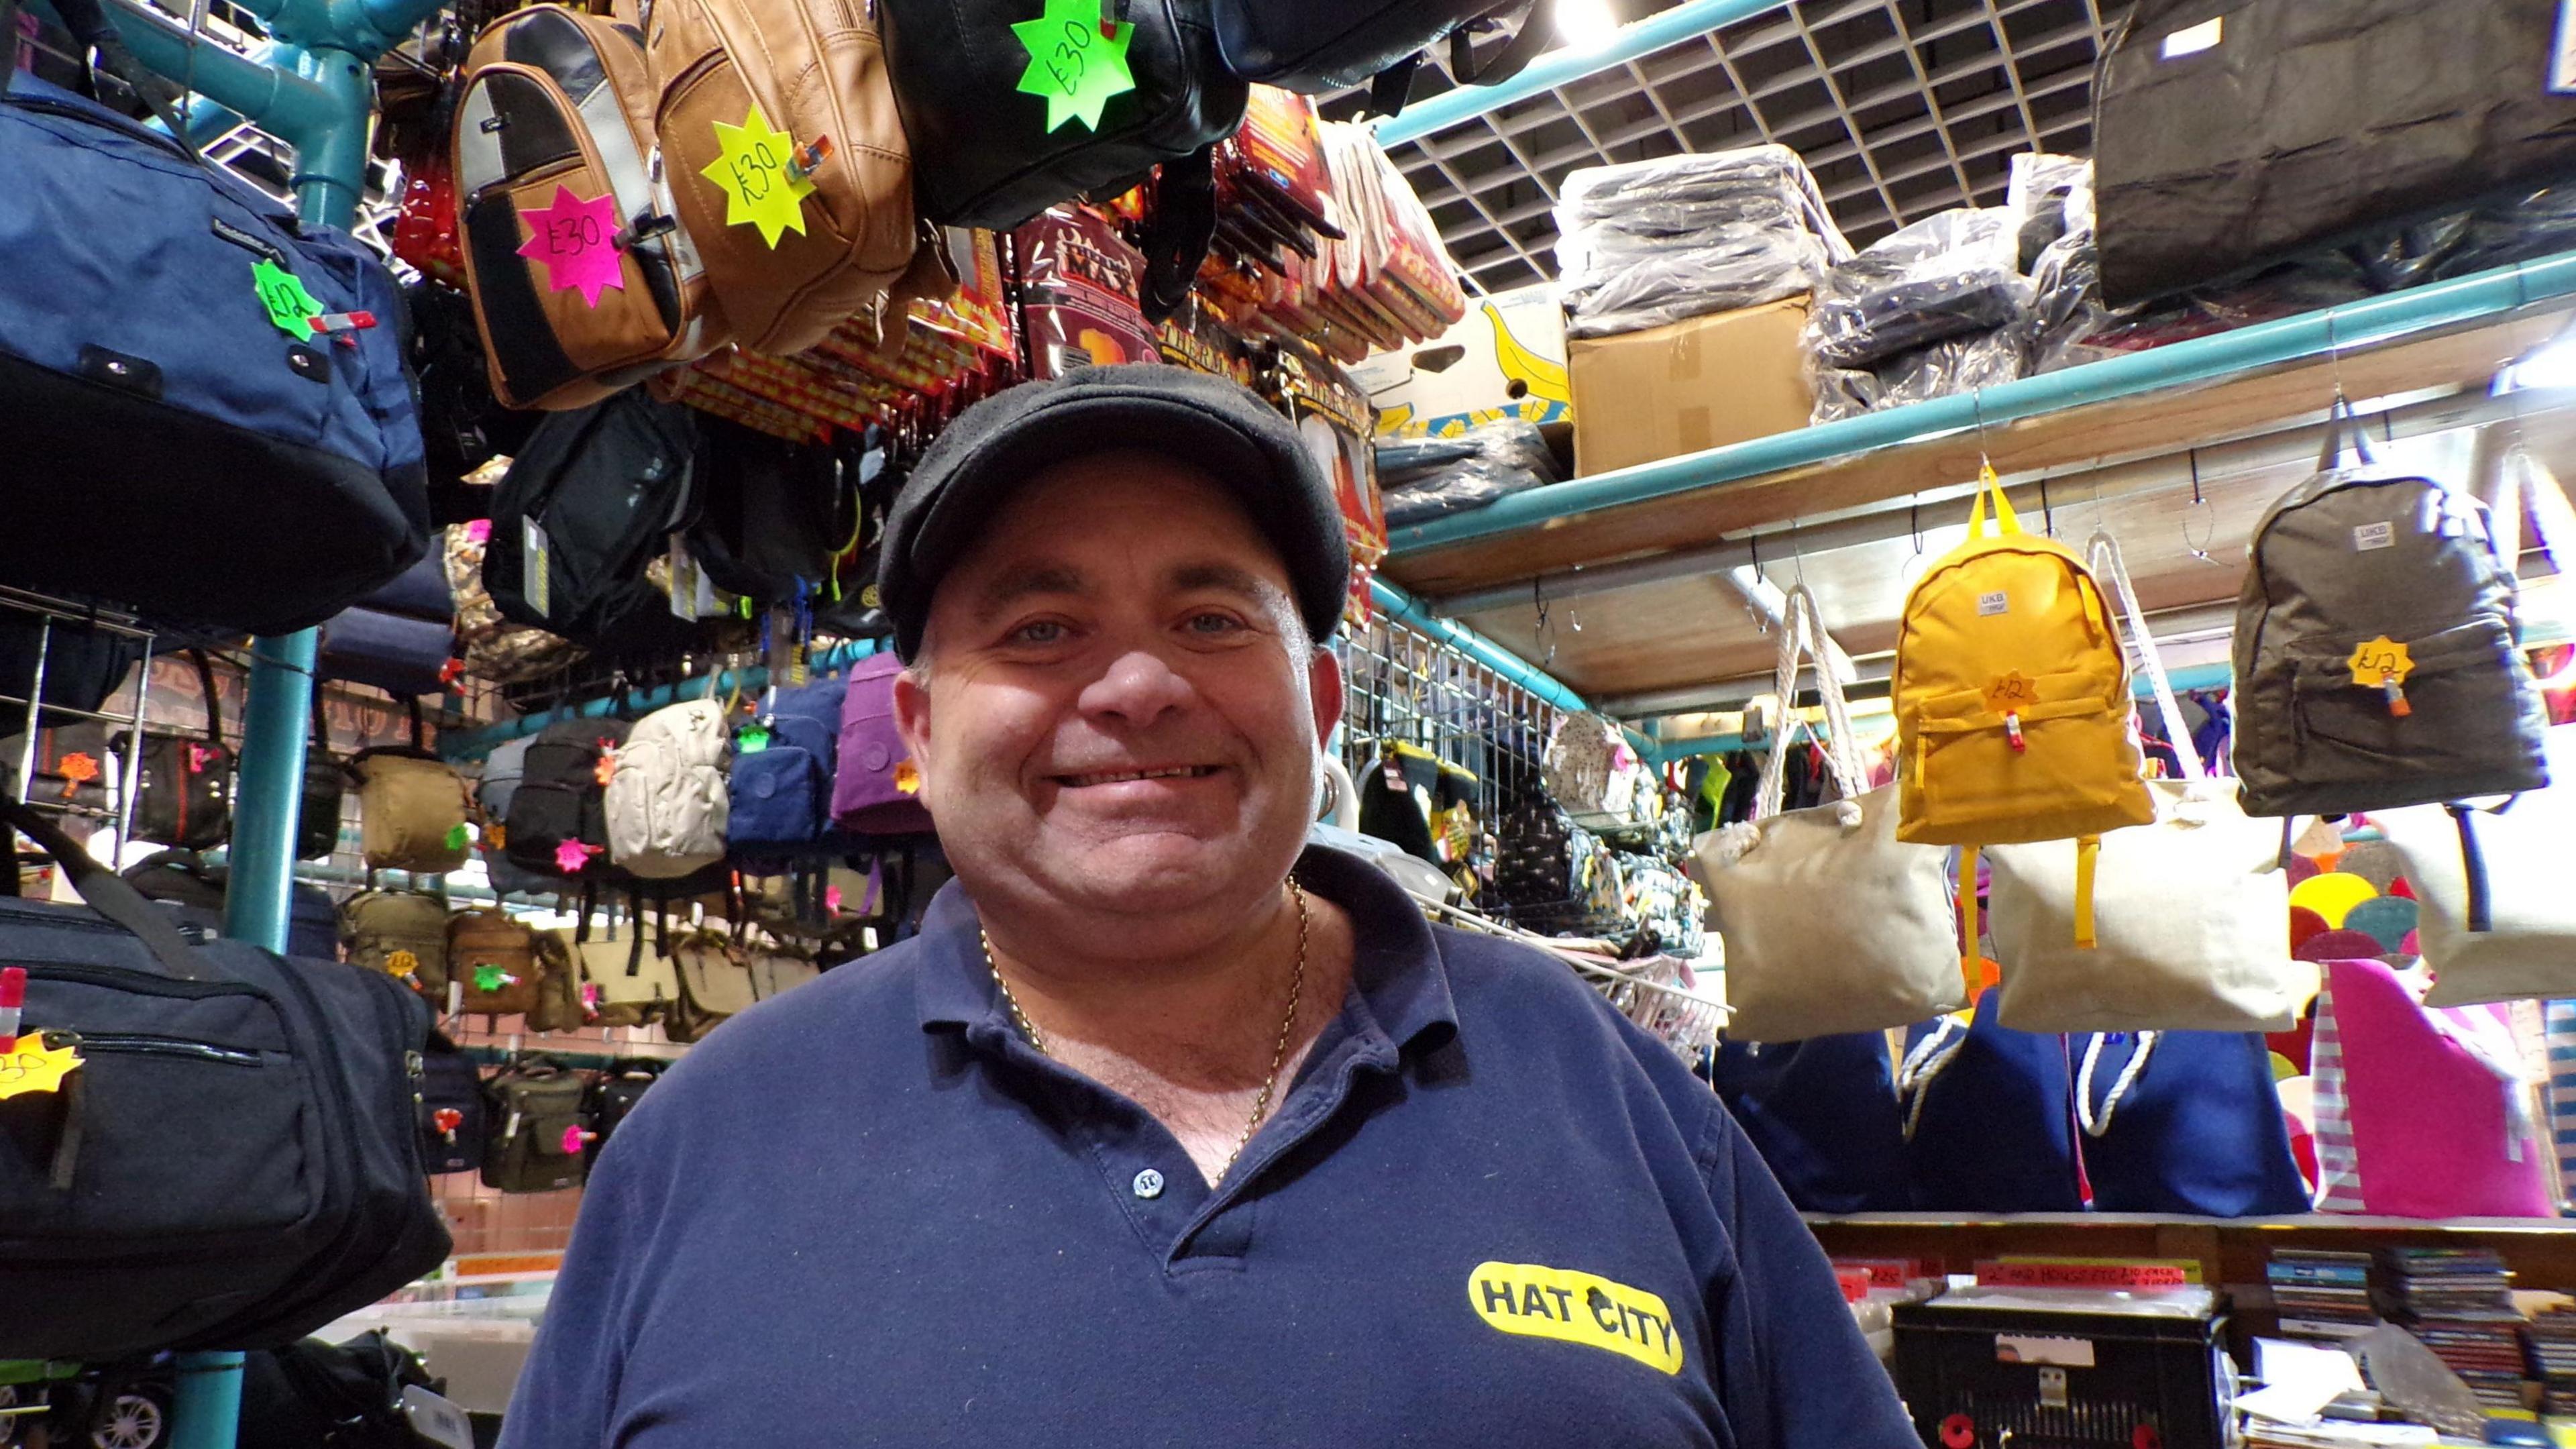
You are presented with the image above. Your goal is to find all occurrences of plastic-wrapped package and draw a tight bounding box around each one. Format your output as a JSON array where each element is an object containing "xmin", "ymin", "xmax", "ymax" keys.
[
  {"xmin": 2012, "ymin": 158, "xmax": 2109, "ymax": 376},
  {"xmin": 1807, "ymin": 329, "xmax": 2027, "ymax": 426},
  {"xmin": 1377, "ymin": 419, "xmax": 1557, "ymax": 527},
  {"xmin": 1012, "ymin": 207, "xmax": 1158, "ymax": 379},
  {"xmin": 2434, "ymin": 186, "xmax": 2576, "ymax": 278},
  {"xmin": 1803, "ymin": 209, "xmax": 2033, "ymax": 370},
  {"xmin": 1554, "ymin": 145, "xmax": 1851, "ymax": 339}
]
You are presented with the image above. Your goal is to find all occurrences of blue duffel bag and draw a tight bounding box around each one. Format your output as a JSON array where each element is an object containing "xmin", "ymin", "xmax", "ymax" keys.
[{"xmin": 0, "ymin": 3, "xmax": 429, "ymax": 635}]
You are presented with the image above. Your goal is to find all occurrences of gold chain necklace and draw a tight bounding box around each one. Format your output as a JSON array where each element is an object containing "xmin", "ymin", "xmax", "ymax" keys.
[{"xmin": 982, "ymin": 877, "xmax": 1309, "ymax": 1183}]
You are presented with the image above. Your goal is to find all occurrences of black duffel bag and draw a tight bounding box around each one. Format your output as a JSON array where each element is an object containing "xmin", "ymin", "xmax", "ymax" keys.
[
  {"xmin": 878, "ymin": 0, "xmax": 1248, "ymax": 228},
  {"xmin": 0, "ymin": 802, "xmax": 449, "ymax": 1362},
  {"xmin": 2092, "ymin": 0, "xmax": 2576, "ymax": 306}
]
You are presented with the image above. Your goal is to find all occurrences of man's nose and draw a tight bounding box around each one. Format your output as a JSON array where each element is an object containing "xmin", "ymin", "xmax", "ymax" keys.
[{"xmin": 1077, "ymin": 647, "xmax": 1196, "ymax": 728}]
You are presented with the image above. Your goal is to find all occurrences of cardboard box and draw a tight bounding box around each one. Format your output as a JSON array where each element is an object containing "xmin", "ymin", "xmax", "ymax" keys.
[
  {"xmin": 1348, "ymin": 284, "xmax": 1570, "ymax": 437},
  {"xmin": 1567, "ymin": 295, "xmax": 1813, "ymax": 476}
]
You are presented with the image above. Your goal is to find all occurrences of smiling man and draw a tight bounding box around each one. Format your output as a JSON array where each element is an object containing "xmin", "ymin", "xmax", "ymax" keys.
[{"xmin": 496, "ymin": 366, "xmax": 1915, "ymax": 1448}]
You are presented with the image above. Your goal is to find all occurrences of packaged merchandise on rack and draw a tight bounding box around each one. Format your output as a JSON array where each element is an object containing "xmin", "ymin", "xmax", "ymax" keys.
[
  {"xmin": 1553, "ymin": 145, "xmax": 1849, "ymax": 339},
  {"xmin": 1014, "ymin": 205, "xmax": 1162, "ymax": 377},
  {"xmin": 1374, "ymin": 418, "xmax": 1556, "ymax": 527}
]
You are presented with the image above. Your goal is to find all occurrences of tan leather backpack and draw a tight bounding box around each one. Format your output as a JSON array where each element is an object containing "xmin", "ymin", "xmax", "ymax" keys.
[{"xmin": 639, "ymin": 0, "xmax": 917, "ymax": 354}]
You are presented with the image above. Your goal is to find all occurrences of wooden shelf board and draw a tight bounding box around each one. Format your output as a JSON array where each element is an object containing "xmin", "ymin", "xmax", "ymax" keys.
[{"xmin": 1382, "ymin": 303, "xmax": 2576, "ymax": 603}]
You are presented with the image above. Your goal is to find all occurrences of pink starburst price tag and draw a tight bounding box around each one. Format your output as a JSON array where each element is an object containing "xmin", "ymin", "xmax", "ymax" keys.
[{"xmin": 517, "ymin": 184, "xmax": 626, "ymax": 308}]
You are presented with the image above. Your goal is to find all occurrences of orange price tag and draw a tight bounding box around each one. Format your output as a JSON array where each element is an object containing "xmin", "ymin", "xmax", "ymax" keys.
[
  {"xmin": 2347, "ymin": 635, "xmax": 2413, "ymax": 688},
  {"xmin": 0, "ymin": 1032, "xmax": 83, "ymax": 1099},
  {"xmin": 1983, "ymin": 670, "xmax": 2038, "ymax": 714}
]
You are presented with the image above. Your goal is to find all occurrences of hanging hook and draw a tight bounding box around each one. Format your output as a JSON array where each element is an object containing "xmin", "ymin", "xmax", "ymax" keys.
[
  {"xmin": 2326, "ymin": 310, "xmax": 2348, "ymax": 413},
  {"xmin": 2183, "ymin": 447, "xmax": 2221, "ymax": 566},
  {"xmin": 1534, "ymin": 579, "xmax": 1556, "ymax": 666},
  {"xmin": 2039, "ymin": 477, "xmax": 2055, "ymax": 538},
  {"xmin": 1790, "ymin": 522, "xmax": 1808, "ymax": 587},
  {"xmin": 1973, "ymin": 388, "xmax": 1994, "ymax": 476}
]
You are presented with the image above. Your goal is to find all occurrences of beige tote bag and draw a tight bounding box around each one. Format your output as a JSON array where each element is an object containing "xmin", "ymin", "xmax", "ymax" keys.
[
  {"xmin": 1688, "ymin": 584, "xmax": 1962, "ymax": 1041},
  {"xmin": 1988, "ymin": 533, "xmax": 2310, "ymax": 1033}
]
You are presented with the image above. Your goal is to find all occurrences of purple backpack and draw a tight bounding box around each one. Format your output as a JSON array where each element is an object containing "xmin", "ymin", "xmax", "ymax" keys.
[{"xmin": 830, "ymin": 653, "xmax": 935, "ymax": 835}]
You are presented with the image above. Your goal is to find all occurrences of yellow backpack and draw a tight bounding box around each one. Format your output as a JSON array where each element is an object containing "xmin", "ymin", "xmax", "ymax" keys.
[{"xmin": 1892, "ymin": 468, "xmax": 2153, "ymax": 973}]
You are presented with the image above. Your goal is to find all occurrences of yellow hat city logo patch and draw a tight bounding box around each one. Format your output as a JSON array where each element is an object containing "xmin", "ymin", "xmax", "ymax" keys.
[{"xmin": 1470, "ymin": 1262, "xmax": 1684, "ymax": 1375}]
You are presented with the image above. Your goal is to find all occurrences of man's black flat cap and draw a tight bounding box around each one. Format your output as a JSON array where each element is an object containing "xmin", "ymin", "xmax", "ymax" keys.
[{"xmin": 877, "ymin": 364, "xmax": 1353, "ymax": 661}]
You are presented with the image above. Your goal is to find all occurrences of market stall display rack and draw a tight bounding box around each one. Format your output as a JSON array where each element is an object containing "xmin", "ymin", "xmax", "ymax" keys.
[
  {"xmin": 1338, "ymin": 594, "xmax": 1572, "ymax": 832},
  {"xmin": 1381, "ymin": 252, "xmax": 2576, "ymax": 710}
]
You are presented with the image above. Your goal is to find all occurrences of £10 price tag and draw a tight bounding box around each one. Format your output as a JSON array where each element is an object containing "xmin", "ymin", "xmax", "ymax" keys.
[{"xmin": 1011, "ymin": 0, "xmax": 1136, "ymax": 132}]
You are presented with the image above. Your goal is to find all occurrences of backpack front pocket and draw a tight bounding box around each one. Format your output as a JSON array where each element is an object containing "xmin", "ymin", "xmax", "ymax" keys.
[
  {"xmin": 2289, "ymin": 616, "xmax": 2548, "ymax": 799},
  {"xmin": 1902, "ymin": 668, "xmax": 2152, "ymax": 845}
]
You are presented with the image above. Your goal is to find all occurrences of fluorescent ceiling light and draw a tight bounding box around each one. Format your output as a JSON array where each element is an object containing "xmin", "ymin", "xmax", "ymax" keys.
[{"xmin": 1556, "ymin": 0, "xmax": 1619, "ymax": 50}]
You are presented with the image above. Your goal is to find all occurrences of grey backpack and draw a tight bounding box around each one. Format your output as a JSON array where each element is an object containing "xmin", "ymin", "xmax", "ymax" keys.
[{"xmin": 2233, "ymin": 406, "xmax": 2549, "ymax": 820}]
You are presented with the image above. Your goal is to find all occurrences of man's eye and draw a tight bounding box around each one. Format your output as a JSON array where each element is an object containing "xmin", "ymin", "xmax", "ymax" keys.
[
  {"xmin": 1010, "ymin": 620, "xmax": 1067, "ymax": 645},
  {"xmin": 1187, "ymin": 612, "xmax": 1246, "ymax": 635}
]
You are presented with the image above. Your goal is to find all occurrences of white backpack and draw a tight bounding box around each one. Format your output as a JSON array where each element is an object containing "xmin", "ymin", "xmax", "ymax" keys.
[{"xmin": 604, "ymin": 700, "xmax": 731, "ymax": 879}]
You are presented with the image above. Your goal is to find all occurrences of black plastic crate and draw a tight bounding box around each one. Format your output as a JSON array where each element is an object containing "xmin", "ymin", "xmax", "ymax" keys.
[{"xmin": 1892, "ymin": 1287, "xmax": 2235, "ymax": 1449}]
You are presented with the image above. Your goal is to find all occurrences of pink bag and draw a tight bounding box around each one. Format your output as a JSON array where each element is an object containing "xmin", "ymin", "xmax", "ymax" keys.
[
  {"xmin": 830, "ymin": 653, "xmax": 935, "ymax": 835},
  {"xmin": 2310, "ymin": 957, "xmax": 2551, "ymax": 1218}
]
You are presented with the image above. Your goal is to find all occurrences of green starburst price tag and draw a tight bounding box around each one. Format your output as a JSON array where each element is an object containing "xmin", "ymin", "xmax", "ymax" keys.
[
  {"xmin": 1012, "ymin": 0, "xmax": 1135, "ymax": 133},
  {"xmin": 251, "ymin": 258, "xmax": 324, "ymax": 339}
]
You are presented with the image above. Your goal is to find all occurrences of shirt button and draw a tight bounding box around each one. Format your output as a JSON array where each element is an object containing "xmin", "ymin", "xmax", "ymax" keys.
[{"xmin": 1131, "ymin": 1168, "xmax": 1165, "ymax": 1200}]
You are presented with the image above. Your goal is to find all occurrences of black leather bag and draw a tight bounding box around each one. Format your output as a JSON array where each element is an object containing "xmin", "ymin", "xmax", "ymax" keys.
[
  {"xmin": 878, "ymin": 0, "xmax": 1248, "ymax": 228},
  {"xmin": 1208, "ymin": 0, "xmax": 1537, "ymax": 101},
  {"xmin": 238, "ymin": 1330, "xmax": 446, "ymax": 1449},
  {"xmin": 0, "ymin": 802, "xmax": 450, "ymax": 1361},
  {"xmin": 115, "ymin": 650, "xmax": 233, "ymax": 851},
  {"xmin": 300, "ymin": 689, "xmax": 347, "ymax": 861},
  {"xmin": 121, "ymin": 849, "xmax": 341, "ymax": 959}
]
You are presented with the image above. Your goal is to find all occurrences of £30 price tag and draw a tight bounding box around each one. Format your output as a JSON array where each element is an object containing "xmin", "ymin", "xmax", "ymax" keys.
[
  {"xmin": 702, "ymin": 101, "xmax": 816, "ymax": 248},
  {"xmin": 515, "ymin": 184, "xmax": 627, "ymax": 308},
  {"xmin": 1010, "ymin": 0, "xmax": 1136, "ymax": 132}
]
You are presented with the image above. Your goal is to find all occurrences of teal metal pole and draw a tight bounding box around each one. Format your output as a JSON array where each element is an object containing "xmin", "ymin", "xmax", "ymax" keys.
[
  {"xmin": 1388, "ymin": 252, "xmax": 2576, "ymax": 558},
  {"xmin": 1375, "ymin": 0, "xmax": 1794, "ymax": 147},
  {"xmin": 138, "ymin": 0, "xmax": 445, "ymax": 1437}
]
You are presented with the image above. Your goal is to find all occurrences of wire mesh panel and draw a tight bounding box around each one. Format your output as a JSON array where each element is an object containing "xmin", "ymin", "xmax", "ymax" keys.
[{"xmin": 1336, "ymin": 611, "xmax": 1564, "ymax": 828}]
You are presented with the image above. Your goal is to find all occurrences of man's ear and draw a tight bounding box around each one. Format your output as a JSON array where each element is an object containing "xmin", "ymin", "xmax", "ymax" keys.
[
  {"xmin": 1306, "ymin": 645, "xmax": 1344, "ymax": 747},
  {"xmin": 892, "ymin": 663, "xmax": 934, "ymax": 784}
]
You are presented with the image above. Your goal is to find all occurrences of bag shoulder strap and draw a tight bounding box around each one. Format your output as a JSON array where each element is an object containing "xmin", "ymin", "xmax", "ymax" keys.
[
  {"xmin": 0, "ymin": 802, "xmax": 209, "ymax": 979},
  {"xmin": 2086, "ymin": 529, "xmax": 2203, "ymax": 780},
  {"xmin": 1749, "ymin": 583, "xmax": 1866, "ymax": 820},
  {"xmin": 189, "ymin": 649, "xmax": 225, "ymax": 749}
]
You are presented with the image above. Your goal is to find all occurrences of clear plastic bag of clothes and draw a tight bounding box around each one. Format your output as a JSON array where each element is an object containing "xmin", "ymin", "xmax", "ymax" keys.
[
  {"xmin": 1808, "ymin": 328, "xmax": 2029, "ymax": 425},
  {"xmin": 1554, "ymin": 146, "xmax": 1851, "ymax": 338},
  {"xmin": 1803, "ymin": 209, "xmax": 2033, "ymax": 370},
  {"xmin": 1377, "ymin": 418, "xmax": 1558, "ymax": 527}
]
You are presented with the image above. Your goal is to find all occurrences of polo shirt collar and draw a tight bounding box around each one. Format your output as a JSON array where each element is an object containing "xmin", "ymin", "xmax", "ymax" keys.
[{"xmin": 912, "ymin": 841, "xmax": 1460, "ymax": 1055}]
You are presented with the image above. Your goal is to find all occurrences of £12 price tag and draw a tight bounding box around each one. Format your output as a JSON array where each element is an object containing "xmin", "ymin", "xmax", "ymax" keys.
[
  {"xmin": 2347, "ymin": 635, "xmax": 2414, "ymax": 687},
  {"xmin": 516, "ymin": 184, "xmax": 627, "ymax": 307}
]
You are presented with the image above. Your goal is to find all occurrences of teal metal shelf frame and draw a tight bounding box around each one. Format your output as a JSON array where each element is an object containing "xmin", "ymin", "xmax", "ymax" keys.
[
  {"xmin": 27, "ymin": 0, "xmax": 447, "ymax": 1439},
  {"xmin": 1388, "ymin": 252, "xmax": 2576, "ymax": 563}
]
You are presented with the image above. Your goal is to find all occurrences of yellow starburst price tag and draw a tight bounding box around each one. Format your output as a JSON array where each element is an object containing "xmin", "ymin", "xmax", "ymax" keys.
[
  {"xmin": 0, "ymin": 1031, "xmax": 83, "ymax": 1101},
  {"xmin": 702, "ymin": 101, "xmax": 816, "ymax": 248}
]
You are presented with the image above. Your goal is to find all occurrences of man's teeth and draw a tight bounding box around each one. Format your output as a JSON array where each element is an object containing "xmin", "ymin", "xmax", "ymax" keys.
[{"xmin": 1070, "ymin": 766, "xmax": 1212, "ymax": 785}]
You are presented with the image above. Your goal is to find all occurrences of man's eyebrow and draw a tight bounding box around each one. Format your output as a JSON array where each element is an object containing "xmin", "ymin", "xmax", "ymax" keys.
[
  {"xmin": 970, "ymin": 564, "xmax": 1090, "ymax": 620},
  {"xmin": 1168, "ymin": 561, "xmax": 1279, "ymax": 599}
]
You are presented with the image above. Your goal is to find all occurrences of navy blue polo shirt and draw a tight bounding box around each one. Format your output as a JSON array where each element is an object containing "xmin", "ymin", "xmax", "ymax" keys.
[{"xmin": 495, "ymin": 846, "xmax": 1915, "ymax": 1448}]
